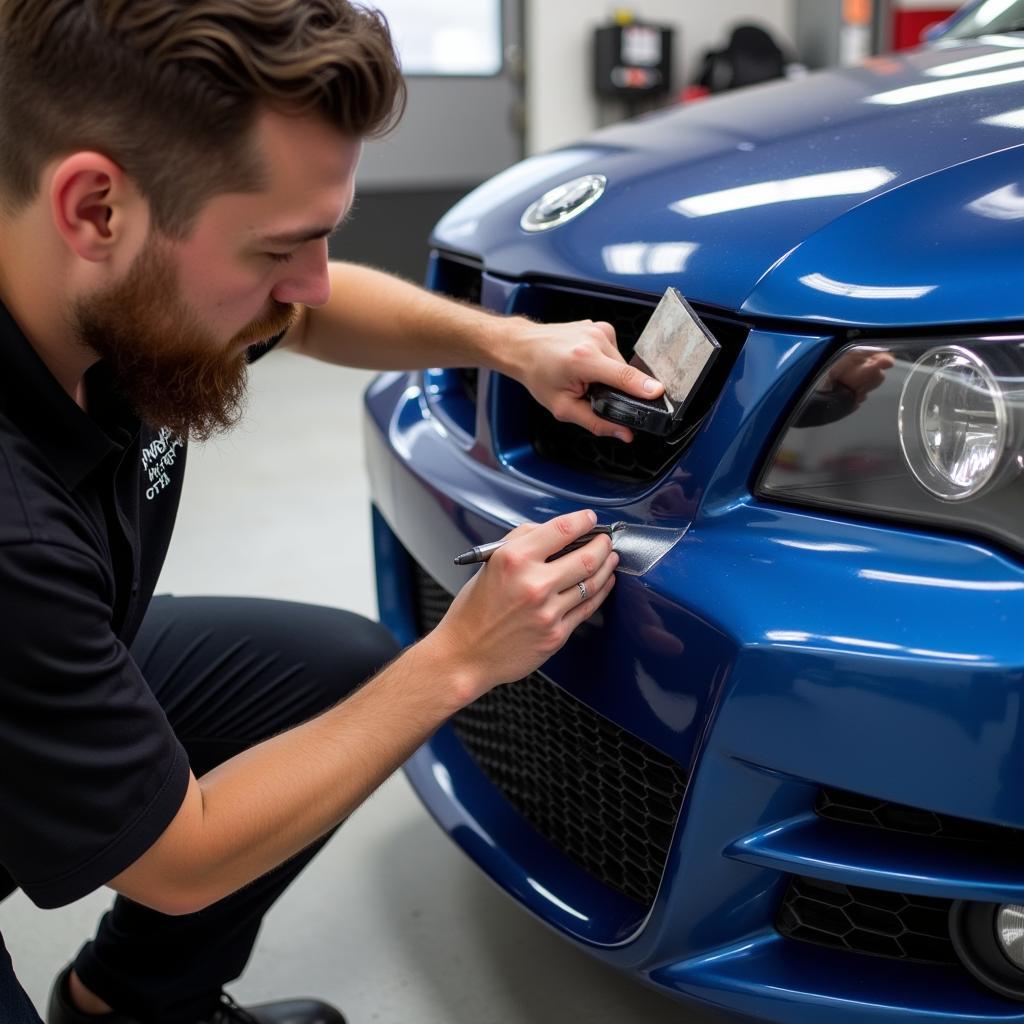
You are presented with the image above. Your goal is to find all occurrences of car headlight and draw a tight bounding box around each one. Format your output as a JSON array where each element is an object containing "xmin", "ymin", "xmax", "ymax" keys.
[
  {"xmin": 898, "ymin": 345, "xmax": 1010, "ymax": 501},
  {"xmin": 758, "ymin": 338, "xmax": 1024, "ymax": 555}
]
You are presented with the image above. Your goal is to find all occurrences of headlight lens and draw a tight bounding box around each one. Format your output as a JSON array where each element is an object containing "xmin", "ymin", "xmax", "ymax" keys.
[
  {"xmin": 898, "ymin": 346, "xmax": 1009, "ymax": 501},
  {"xmin": 758, "ymin": 338, "xmax": 1024, "ymax": 555}
]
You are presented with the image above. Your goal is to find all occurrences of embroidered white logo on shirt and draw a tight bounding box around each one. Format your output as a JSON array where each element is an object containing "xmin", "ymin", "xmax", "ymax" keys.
[{"xmin": 141, "ymin": 427, "xmax": 184, "ymax": 501}]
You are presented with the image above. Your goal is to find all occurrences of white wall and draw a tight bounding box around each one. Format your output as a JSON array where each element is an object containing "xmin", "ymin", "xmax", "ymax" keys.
[{"xmin": 525, "ymin": 0, "xmax": 796, "ymax": 154}]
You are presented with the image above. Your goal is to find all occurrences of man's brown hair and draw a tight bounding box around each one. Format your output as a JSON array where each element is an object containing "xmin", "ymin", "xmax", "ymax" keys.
[{"xmin": 0, "ymin": 0, "xmax": 406, "ymax": 237}]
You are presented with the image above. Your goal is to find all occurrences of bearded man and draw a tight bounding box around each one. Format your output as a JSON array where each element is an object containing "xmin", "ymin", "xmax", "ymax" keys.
[{"xmin": 0, "ymin": 3, "xmax": 662, "ymax": 1023}]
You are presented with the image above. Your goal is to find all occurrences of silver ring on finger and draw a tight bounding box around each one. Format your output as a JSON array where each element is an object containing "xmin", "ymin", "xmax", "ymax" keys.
[{"xmin": 577, "ymin": 580, "xmax": 588, "ymax": 602}]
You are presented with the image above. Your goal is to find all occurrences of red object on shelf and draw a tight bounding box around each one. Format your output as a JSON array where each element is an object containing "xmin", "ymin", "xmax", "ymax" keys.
[
  {"xmin": 891, "ymin": 8, "xmax": 958, "ymax": 50},
  {"xmin": 680, "ymin": 84, "xmax": 710, "ymax": 103}
]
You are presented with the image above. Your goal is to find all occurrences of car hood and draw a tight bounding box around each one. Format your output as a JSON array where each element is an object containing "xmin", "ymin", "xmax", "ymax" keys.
[{"xmin": 434, "ymin": 38, "xmax": 1024, "ymax": 327}]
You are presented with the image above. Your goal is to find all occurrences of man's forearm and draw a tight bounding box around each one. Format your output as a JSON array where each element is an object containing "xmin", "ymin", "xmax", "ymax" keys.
[
  {"xmin": 112, "ymin": 634, "xmax": 475, "ymax": 914},
  {"xmin": 190, "ymin": 636, "xmax": 471, "ymax": 905},
  {"xmin": 282, "ymin": 260, "xmax": 663, "ymax": 444},
  {"xmin": 286, "ymin": 261, "xmax": 523, "ymax": 377}
]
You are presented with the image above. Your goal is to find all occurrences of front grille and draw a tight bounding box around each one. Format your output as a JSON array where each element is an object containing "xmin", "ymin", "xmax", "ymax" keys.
[
  {"xmin": 411, "ymin": 560, "xmax": 688, "ymax": 908},
  {"xmin": 817, "ymin": 787, "xmax": 1024, "ymax": 846},
  {"xmin": 434, "ymin": 251, "xmax": 483, "ymax": 305},
  {"xmin": 433, "ymin": 252, "xmax": 484, "ymax": 410},
  {"xmin": 777, "ymin": 875, "xmax": 957, "ymax": 965},
  {"xmin": 510, "ymin": 285, "xmax": 748, "ymax": 483}
]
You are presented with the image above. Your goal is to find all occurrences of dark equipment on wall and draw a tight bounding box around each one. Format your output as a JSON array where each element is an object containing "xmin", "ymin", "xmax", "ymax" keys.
[
  {"xmin": 593, "ymin": 18, "xmax": 674, "ymax": 100},
  {"xmin": 696, "ymin": 24, "xmax": 788, "ymax": 93}
]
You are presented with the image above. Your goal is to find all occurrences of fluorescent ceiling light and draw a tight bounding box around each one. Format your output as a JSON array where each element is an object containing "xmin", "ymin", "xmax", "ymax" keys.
[
  {"xmin": 867, "ymin": 65, "xmax": 1024, "ymax": 105},
  {"xmin": 860, "ymin": 568, "xmax": 1024, "ymax": 591},
  {"xmin": 978, "ymin": 33, "xmax": 1024, "ymax": 46},
  {"xmin": 981, "ymin": 104, "xmax": 1024, "ymax": 127},
  {"xmin": 906, "ymin": 648, "xmax": 985, "ymax": 661},
  {"xmin": 967, "ymin": 183, "xmax": 1024, "ymax": 219},
  {"xmin": 775, "ymin": 539, "xmax": 871, "ymax": 552},
  {"xmin": 827, "ymin": 636, "xmax": 903, "ymax": 651},
  {"xmin": 601, "ymin": 242, "xmax": 698, "ymax": 275},
  {"xmin": 670, "ymin": 167, "xmax": 895, "ymax": 218},
  {"xmin": 927, "ymin": 49, "xmax": 1024, "ymax": 76},
  {"xmin": 800, "ymin": 273, "xmax": 936, "ymax": 300}
]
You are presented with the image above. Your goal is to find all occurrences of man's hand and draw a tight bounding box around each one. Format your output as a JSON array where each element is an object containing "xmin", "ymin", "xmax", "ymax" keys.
[
  {"xmin": 506, "ymin": 318, "xmax": 664, "ymax": 443},
  {"xmin": 427, "ymin": 510, "xmax": 618, "ymax": 702},
  {"xmin": 110, "ymin": 514, "xmax": 616, "ymax": 915}
]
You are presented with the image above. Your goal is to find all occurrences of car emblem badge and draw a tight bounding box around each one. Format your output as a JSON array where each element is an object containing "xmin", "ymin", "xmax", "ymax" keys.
[{"xmin": 521, "ymin": 174, "xmax": 607, "ymax": 232}]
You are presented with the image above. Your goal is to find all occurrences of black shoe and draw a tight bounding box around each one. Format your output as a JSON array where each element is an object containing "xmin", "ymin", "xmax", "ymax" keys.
[
  {"xmin": 46, "ymin": 967, "xmax": 346, "ymax": 1024},
  {"xmin": 203, "ymin": 993, "xmax": 345, "ymax": 1024}
]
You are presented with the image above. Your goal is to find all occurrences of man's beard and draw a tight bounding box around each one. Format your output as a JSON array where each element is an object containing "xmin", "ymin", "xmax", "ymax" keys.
[{"xmin": 72, "ymin": 243, "xmax": 298, "ymax": 442}]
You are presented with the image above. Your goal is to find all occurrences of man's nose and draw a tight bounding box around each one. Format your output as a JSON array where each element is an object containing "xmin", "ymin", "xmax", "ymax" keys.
[{"xmin": 272, "ymin": 240, "xmax": 332, "ymax": 308}]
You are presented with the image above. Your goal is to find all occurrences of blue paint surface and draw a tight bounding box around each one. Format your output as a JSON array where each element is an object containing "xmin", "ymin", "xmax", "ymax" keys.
[{"xmin": 435, "ymin": 35, "xmax": 1024, "ymax": 327}]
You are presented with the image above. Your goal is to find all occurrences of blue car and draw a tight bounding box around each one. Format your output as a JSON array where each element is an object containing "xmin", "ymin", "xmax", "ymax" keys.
[{"xmin": 364, "ymin": 2, "xmax": 1024, "ymax": 1020}]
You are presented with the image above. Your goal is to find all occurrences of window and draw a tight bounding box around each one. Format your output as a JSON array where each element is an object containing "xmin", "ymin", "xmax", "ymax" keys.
[{"xmin": 374, "ymin": 0, "xmax": 503, "ymax": 76}]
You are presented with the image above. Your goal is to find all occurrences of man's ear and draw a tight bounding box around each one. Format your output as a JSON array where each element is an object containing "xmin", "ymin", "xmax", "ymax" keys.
[{"xmin": 49, "ymin": 152, "xmax": 146, "ymax": 263}]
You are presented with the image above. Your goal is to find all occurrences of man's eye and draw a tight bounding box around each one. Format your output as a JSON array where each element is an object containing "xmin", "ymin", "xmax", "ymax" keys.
[{"xmin": 268, "ymin": 251, "xmax": 295, "ymax": 264}]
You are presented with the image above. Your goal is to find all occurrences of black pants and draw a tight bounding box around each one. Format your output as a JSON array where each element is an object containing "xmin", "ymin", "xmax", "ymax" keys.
[{"xmin": 65, "ymin": 595, "xmax": 400, "ymax": 1024}]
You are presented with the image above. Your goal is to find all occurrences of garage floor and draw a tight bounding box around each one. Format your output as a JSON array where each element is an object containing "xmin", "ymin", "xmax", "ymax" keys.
[{"xmin": 0, "ymin": 350, "xmax": 717, "ymax": 1024}]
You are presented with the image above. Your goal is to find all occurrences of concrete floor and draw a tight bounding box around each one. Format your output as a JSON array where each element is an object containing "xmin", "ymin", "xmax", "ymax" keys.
[{"xmin": 0, "ymin": 350, "xmax": 718, "ymax": 1023}]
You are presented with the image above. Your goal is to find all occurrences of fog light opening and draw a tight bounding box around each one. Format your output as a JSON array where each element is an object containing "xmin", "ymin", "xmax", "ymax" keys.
[
  {"xmin": 998, "ymin": 904, "xmax": 1024, "ymax": 970},
  {"xmin": 950, "ymin": 900, "xmax": 1024, "ymax": 1001}
]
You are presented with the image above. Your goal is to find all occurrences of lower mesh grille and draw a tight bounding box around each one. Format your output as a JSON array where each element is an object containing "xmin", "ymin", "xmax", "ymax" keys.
[
  {"xmin": 817, "ymin": 787, "xmax": 1024, "ymax": 846},
  {"xmin": 411, "ymin": 560, "xmax": 688, "ymax": 908},
  {"xmin": 777, "ymin": 875, "xmax": 957, "ymax": 964}
]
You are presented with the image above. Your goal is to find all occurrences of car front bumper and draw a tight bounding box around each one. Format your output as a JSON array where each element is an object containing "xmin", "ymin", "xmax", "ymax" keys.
[{"xmin": 364, "ymin": 272, "xmax": 1024, "ymax": 1023}]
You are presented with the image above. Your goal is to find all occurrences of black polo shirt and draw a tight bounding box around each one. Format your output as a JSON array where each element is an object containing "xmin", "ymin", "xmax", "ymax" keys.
[{"xmin": 0, "ymin": 300, "xmax": 275, "ymax": 1017}]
